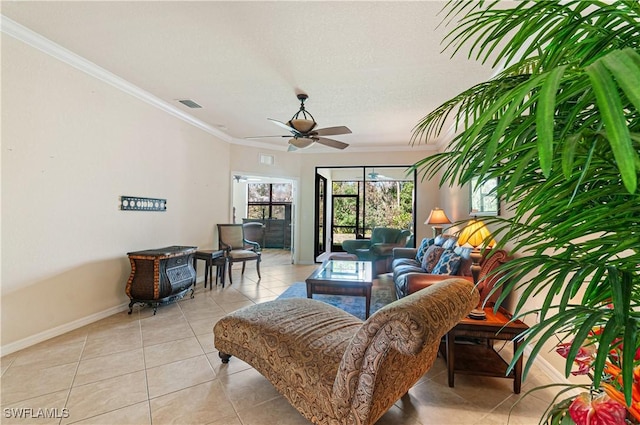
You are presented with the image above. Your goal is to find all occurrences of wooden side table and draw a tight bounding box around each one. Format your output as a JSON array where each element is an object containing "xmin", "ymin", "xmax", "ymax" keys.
[
  {"xmin": 443, "ymin": 306, "xmax": 529, "ymax": 393},
  {"xmin": 193, "ymin": 250, "xmax": 226, "ymax": 289}
]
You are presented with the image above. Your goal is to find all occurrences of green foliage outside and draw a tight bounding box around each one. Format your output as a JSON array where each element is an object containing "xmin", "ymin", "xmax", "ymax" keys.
[{"xmin": 332, "ymin": 181, "xmax": 414, "ymax": 235}]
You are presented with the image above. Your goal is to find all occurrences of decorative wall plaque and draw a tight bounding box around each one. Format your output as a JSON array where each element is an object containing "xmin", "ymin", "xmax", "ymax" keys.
[{"xmin": 120, "ymin": 196, "xmax": 166, "ymax": 212}]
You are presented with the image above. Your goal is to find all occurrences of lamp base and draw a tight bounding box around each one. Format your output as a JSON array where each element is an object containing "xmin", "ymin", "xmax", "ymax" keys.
[{"xmin": 468, "ymin": 308, "xmax": 486, "ymax": 320}]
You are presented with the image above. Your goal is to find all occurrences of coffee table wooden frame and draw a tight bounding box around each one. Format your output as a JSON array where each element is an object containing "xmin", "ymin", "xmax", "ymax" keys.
[
  {"xmin": 305, "ymin": 260, "xmax": 373, "ymax": 318},
  {"xmin": 443, "ymin": 306, "xmax": 529, "ymax": 393}
]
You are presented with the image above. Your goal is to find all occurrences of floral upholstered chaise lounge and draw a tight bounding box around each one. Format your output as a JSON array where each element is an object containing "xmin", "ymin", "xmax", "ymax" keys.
[{"xmin": 213, "ymin": 278, "xmax": 478, "ymax": 425}]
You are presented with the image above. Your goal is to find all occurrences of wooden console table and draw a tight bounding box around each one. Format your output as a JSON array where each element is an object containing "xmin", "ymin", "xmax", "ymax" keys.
[
  {"xmin": 126, "ymin": 246, "xmax": 197, "ymax": 315},
  {"xmin": 443, "ymin": 306, "xmax": 529, "ymax": 393}
]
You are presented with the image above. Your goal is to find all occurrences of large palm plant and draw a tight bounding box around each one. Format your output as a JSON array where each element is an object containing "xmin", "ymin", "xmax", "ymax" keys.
[{"xmin": 411, "ymin": 1, "xmax": 640, "ymax": 423}]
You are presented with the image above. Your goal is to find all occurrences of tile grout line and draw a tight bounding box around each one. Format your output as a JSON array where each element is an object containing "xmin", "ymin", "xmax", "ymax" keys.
[{"xmin": 60, "ymin": 330, "xmax": 88, "ymax": 425}]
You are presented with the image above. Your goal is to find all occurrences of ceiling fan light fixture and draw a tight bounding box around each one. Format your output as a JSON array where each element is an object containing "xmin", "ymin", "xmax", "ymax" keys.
[
  {"xmin": 289, "ymin": 137, "xmax": 314, "ymax": 149},
  {"xmin": 287, "ymin": 118, "xmax": 316, "ymax": 133}
]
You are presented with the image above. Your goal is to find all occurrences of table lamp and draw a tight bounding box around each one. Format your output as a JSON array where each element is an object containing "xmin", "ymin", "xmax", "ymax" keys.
[
  {"xmin": 458, "ymin": 217, "xmax": 496, "ymax": 319},
  {"xmin": 425, "ymin": 208, "xmax": 451, "ymax": 237}
]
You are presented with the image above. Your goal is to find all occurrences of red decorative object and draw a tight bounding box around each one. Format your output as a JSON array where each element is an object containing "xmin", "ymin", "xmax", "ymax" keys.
[{"xmin": 569, "ymin": 393, "xmax": 627, "ymax": 425}]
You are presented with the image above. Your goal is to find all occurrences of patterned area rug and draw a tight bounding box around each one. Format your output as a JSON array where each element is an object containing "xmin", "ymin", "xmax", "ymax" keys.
[{"xmin": 277, "ymin": 277, "xmax": 397, "ymax": 320}]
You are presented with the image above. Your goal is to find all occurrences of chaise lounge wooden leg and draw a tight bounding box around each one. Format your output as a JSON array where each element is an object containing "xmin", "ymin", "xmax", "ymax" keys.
[{"xmin": 218, "ymin": 352, "xmax": 232, "ymax": 363}]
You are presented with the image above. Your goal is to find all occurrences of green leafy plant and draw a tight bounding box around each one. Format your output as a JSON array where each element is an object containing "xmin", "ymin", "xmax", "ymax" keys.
[{"xmin": 410, "ymin": 1, "xmax": 639, "ymax": 423}]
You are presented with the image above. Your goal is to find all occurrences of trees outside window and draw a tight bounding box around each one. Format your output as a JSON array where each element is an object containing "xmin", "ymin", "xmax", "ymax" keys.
[{"xmin": 247, "ymin": 183, "xmax": 292, "ymax": 219}]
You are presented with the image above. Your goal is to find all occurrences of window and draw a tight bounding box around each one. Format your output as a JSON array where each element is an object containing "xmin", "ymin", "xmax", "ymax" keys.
[
  {"xmin": 247, "ymin": 183, "xmax": 292, "ymax": 219},
  {"xmin": 470, "ymin": 177, "xmax": 499, "ymax": 215}
]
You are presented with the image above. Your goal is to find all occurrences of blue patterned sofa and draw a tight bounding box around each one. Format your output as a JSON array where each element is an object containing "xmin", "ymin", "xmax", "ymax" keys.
[
  {"xmin": 213, "ymin": 278, "xmax": 478, "ymax": 425},
  {"xmin": 392, "ymin": 235, "xmax": 510, "ymax": 304}
]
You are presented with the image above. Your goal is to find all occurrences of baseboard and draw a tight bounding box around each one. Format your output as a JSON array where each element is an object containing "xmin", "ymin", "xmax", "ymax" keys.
[
  {"xmin": 1, "ymin": 277, "xmax": 208, "ymax": 356},
  {"xmin": 1, "ymin": 303, "xmax": 129, "ymax": 356},
  {"xmin": 523, "ymin": 344, "xmax": 575, "ymax": 391}
]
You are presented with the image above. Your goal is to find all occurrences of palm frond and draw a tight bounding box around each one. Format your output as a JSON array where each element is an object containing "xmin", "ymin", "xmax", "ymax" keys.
[{"xmin": 411, "ymin": 0, "xmax": 640, "ymax": 413}]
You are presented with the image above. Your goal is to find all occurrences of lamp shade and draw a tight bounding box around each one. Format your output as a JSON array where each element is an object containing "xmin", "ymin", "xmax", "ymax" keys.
[
  {"xmin": 288, "ymin": 119, "xmax": 316, "ymax": 133},
  {"xmin": 425, "ymin": 208, "xmax": 451, "ymax": 225},
  {"xmin": 289, "ymin": 137, "xmax": 314, "ymax": 149},
  {"xmin": 458, "ymin": 218, "xmax": 496, "ymax": 248}
]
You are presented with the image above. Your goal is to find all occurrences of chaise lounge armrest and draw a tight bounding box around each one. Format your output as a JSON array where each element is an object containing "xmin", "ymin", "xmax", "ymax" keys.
[{"xmin": 331, "ymin": 278, "xmax": 478, "ymax": 423}]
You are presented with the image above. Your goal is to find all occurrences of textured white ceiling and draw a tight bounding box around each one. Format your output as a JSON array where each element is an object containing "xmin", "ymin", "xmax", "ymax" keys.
[{"xmin": 2, "ymin": 1, "xmax": 500, "ymax": 152}]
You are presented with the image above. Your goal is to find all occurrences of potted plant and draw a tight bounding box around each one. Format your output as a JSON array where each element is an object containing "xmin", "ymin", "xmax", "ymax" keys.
[{"xmin": 411, "ymin": 1, "xmax": 639, "ymax": 423}]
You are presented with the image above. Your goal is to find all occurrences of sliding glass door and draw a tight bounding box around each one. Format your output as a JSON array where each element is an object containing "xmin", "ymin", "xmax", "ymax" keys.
[{"xmin": 314, "ymin": 166, "xmax": 416, "ymax": 261}]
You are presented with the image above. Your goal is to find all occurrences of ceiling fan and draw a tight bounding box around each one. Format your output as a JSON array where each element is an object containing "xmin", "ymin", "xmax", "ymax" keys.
[
  {"xmin": 249, "ymin": 93, "xmax": 351, "ymax": 151},
  {"xmin": 367, "ymin": 169, "xmax": 392, "ymax": 181}
]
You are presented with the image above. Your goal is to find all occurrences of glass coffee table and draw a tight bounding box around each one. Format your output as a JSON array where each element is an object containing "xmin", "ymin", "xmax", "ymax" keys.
[{"xmin": 305, "ymin": 260, "xmax": 374, "ymax": 318}]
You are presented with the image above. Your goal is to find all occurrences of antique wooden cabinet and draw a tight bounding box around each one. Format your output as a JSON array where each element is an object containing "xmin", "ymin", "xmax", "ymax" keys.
[{"xmin": 125, "ymin": 246, "xmax": 197, "ymax": 314}]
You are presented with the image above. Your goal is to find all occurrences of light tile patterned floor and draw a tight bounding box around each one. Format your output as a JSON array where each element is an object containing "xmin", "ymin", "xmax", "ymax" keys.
[{"xmin": 1, "ymin": 250, "xmax": 558, "ymax": 424}]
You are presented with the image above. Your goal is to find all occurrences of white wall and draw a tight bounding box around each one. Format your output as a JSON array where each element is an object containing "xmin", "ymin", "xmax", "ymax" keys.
[{"xmin": 1, "ymin": 35, "xmax": 230, "ymax": 350}]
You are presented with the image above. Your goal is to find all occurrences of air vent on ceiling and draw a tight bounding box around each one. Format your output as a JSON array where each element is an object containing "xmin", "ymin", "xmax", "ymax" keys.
[{"xmin": 178, "ymin": 99, "xmax": 202, "ymax": 109}]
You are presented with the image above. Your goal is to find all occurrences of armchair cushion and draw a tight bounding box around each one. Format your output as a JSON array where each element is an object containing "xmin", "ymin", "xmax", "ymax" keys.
[
  {"xmin": 342, "ymin": 239, "xmax": 372, "ymax": 254},
  {"xmin": 343, "ymin": 228, "xmax": 412, "ymax": 273},
  {"xmin": 228, "ymin": 249, "xmax": 259, "ymax": 260}
]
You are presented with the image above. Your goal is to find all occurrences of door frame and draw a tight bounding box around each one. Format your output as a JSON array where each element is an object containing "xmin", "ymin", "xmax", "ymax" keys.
[
  {"xmin": 231, "ymin": 172, "xmax": 299, "ymax": 264},
  {"xmin": 314, "ymin": 173, "xmax": 327, "ymax": 259},
  {"xmin": 314, "ymin": 165, "xmax": 417, "ymax": 262}
]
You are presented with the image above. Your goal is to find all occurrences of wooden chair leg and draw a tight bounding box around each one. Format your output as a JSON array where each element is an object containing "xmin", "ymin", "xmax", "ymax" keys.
[
  {"xmin": 256, "ymin": 258, "xmax": 261, "ymax": 279},
  {"xmin": 228, "ymin": 262, "xmax": 233, "ymax": 285},
  {"xmin": 241, "ymin": 262, "xmax": 246, "ymax": 275}
]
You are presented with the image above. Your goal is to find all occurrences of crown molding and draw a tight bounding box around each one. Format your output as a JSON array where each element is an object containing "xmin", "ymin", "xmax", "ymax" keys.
[{"xmin": 1, "ymin": 15, "xmax": 233, "ymax": 143}]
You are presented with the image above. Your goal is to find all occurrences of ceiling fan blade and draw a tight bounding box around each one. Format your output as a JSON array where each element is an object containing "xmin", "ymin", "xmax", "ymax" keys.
[
  {"xmin": 313, "ymin": 126, "xmax": 352, "ymax": 137},
  {"xmin": 245, "ymin": 135, "xmax": 288, "ymax": 139},
  {"xmin": 268, "ymin": 118, "xmax": 300, "ymax": 136},
  {"xmin": 370, "ymin": 174, "xmax": 391, "ymax": 181},
  {"xmin": 315, "ymin": 137, "xmax": 349, "ymax": 150}
]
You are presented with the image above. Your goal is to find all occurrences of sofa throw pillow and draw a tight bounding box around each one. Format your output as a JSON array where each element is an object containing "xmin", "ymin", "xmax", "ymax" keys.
[
  {"xmin": 433, "ymin": 235, "xmax": 446, "ymax": 246},
  {"xmin": 442, "ymin": 237, "xmax": 457, "ymax": 250},
  {"xmin": 421, "ymin": 245, "xmax": 445, "ymax": 273},
  {"xmin": 415, "ymin": 238, "xmax": 434, "ymax": 263},
  {"xmin": 431, "ymin": 249, "xmax": 463, "ymax": 275}
]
